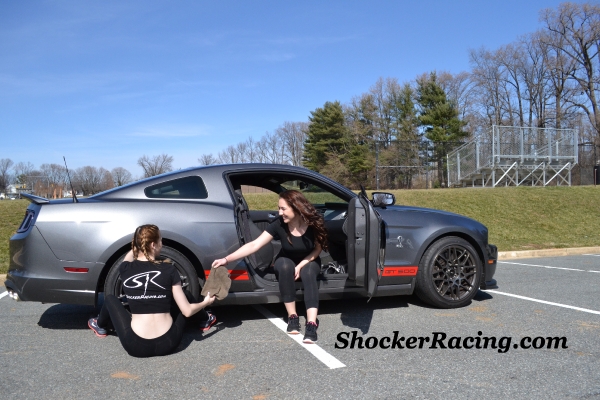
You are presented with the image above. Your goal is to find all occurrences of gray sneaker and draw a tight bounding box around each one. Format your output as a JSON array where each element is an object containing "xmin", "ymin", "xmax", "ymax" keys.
[{"xmin": 88, "ymin": 318, "xmax": 107, "ymax": 338}]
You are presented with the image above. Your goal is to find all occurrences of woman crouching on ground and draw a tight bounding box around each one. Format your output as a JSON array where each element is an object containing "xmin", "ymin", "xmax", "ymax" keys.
[
  {"xmin": 212, "ymin": 190, "xmax": 327, "ymax": 343},
  {"xmin": 88, "ymin": 224, "xmax": 216, "ymax": 357}
]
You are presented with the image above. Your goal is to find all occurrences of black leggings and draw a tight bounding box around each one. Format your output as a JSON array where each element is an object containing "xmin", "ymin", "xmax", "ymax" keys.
[
  {"xmin": 273, "ymin": 257, "xmax": 320, "ymax": 309},
  {"xmin": 97, "ymin": 294, "xmax": 208, "ymax": 358}
]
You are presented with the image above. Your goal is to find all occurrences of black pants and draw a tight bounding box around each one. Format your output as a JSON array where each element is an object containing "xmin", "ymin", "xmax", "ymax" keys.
[
  {"xmin": 273, "ymin": 257, "xmax": 320, "ymax": 309},
  {"xmin": 97, "ymin": 294, "xmax": 209, "ymax": 358}
]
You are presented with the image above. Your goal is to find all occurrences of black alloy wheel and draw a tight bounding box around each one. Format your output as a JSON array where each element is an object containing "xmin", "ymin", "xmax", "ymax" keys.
[
  {"xmin": 104, "ymin": 246, "xmax": 200, "ymax": 300},
  {"xmin": 415, "ymin": 236, "xmax": 482, "ymax": 309}
]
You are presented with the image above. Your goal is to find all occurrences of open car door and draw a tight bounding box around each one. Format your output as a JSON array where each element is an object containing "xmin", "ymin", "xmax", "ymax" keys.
[
  {"xmin": 347, "ymin": 191, "xmax": 384, "ymax": 299},
  {"xmin": 360, "ymin": 191, "xmax": 384, "ymax": 298}
]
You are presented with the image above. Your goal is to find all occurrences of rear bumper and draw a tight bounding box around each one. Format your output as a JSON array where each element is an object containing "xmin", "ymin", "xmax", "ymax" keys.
[{"xmin": 7, "ymin": 227, "xmax": 101, "ymax": 305}]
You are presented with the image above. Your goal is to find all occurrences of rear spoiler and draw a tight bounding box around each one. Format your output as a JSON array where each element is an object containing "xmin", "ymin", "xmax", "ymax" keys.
[{"xmin": 21, "ymin": 193, "xmax": 50, "ymax": 205}]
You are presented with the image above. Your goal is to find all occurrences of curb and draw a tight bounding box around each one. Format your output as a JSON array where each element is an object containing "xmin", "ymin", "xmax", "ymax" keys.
[{"xmin": 498, "ymin": 246, "xmax": 600, "ymax": 260}]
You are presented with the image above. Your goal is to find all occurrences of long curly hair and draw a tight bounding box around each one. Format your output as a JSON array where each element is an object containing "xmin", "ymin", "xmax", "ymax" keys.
[
  {"xmin": 279, "ymin": 190, "xmax": 328, "ymax": 251},
  {"xmin": 132, "ymin": 224, "xmax": 162, "ymax": 264}
]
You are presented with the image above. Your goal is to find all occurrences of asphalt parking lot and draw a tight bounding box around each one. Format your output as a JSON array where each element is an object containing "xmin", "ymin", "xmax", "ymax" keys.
[{"xmin": 1, "ymin": 254, "xmax": 600, "ymax": 399}]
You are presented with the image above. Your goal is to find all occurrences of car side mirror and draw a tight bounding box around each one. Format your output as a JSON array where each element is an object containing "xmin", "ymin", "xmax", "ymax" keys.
[{"xmin": 372, "ymin": 192, "xmax": 395, "ymax": 207}]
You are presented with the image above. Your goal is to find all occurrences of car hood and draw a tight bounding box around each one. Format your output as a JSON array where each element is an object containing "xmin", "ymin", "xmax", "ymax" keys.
[{"xmin": 382, "ymin": 205, "xmax": 485, "ymax": 229}]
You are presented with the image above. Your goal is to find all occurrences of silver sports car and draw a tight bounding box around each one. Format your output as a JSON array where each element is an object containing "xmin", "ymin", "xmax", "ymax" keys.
[{"xmin": 6, "ymin": 164, "xmax": 497, "ymax": 309}]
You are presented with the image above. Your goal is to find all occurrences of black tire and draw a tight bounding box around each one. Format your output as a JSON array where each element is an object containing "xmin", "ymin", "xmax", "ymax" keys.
[
  {"xmin": 104, "ymin": 246, "xmax": 200, "ymax": 300},
  {"xmin": 415, "ymin": 236, "xmax": 482, "ymax": 309}
]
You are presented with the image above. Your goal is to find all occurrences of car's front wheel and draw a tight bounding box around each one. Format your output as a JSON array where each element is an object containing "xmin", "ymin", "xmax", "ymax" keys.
[
  {"xmin": 415, "ymin": 236, "xmax": 482, "ymax": 309},
  {"xmin": 104, "ymin": 246, "xmax": 200, "ymax": 300}
]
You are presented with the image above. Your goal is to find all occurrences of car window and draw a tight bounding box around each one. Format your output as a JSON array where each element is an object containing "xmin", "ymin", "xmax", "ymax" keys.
[
  {"xmin": 241, "ymin": 186, "xmax": 279, "ymax": 210},
  {"xmin": 279, "ymin": 180, "xmax": 347, "ymax": 205},
  {"xmin": 144, "ymin": 176, "xmax": 208, "ymax": 199}
]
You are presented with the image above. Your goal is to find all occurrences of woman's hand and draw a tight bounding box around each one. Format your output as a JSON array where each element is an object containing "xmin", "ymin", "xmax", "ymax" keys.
[
  {"xmin": 211, "ymin": 257, "xmax": 228, "ymax": 269},
  {"xmin": 203, "ymin": 292, "xmax": 216, "ymax": 306},
  {"xmin": 294, "ymin": 265, "xmax": 302, "ymax": 280}
]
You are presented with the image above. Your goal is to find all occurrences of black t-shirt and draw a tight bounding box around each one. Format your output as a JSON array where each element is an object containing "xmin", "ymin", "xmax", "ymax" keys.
[
  {"xmin": 119, "ymin": 260, "xmax": 181, "ymax": 314},
  {"xmin": 265, "ymin": 216, "xmax": 319, "ymax": 264}
]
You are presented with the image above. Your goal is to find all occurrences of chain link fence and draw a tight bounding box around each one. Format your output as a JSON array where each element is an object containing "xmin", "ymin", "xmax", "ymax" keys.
[
  {"xmin": 374, "ymin": 140, "xmax": 465, "ymax": 189},
  {"xmin": 573, "ymin": 142, "xmax": 600, "ymax": 185}
]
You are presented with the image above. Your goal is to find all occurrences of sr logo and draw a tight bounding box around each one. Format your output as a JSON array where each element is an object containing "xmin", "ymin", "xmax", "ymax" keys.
[{"xmin": 122, "ymin": 271, "xmax": 166, "ymax": 295}]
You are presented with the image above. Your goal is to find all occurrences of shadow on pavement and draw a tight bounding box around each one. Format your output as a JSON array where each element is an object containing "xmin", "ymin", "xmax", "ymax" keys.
[{"xmin": 36, "ymin": 293, "xmax": 489, "ymax": 335}]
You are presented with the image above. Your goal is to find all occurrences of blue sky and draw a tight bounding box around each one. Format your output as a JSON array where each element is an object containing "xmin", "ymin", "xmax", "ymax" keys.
[{"xmin": 0, "ymin": 0, "xmax": 567, "ymax": 177}]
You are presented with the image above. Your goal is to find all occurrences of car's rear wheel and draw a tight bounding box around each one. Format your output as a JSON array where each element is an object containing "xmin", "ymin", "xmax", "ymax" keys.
[
  {"xmin": 415, "ymin": 236, "xmax": 481, "ymax": 309},
  {"xmin": 104, "ymin": 246, "xmax": 200, "ymax": 300}
]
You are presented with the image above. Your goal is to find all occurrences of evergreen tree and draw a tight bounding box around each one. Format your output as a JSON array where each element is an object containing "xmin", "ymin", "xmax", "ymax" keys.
[
  {"xmin": 303, "ymin": 101, "xmax": 346, "ymax": 172},
  {"xmin": 417, "ymin": 72, "xmax": 468, "ymax": 187}
]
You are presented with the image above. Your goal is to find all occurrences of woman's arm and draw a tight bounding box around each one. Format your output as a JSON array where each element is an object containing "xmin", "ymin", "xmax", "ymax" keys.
[
  {"xmin": 294, "ymin": 243, "xmax": 322, "ymax": 280},
  {"xmin": 211, "ymin": 230, "xmax": 274, "ymax": 268},
  {"xmin": 172, "ymin": 283, "xmax": 215, "ymax": 318}
]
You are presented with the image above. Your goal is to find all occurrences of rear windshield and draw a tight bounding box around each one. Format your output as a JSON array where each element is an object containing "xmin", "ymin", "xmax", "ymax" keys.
[{"xmin": 144, "ymin": 176, "xmax": 208, "ymax": 199}]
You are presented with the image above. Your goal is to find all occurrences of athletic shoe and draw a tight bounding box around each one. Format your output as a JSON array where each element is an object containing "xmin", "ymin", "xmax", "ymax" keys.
[
  {"xmin": 286, "ymin": 314, "xmax": 301, "ymax": 334},
  {"xmin": 303, "ymin": 321, "xmax": 318, "ymax": 343},
  {"xmin": 199, "ymin": 313, "xmax": 217, "ymax": 332},
  {"xmin": 88, "ymin": 318, "xmax": 107, "ymax": 338}
]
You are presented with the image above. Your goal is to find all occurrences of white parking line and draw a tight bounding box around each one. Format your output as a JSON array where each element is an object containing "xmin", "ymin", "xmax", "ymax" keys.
[
  {"xmin": 0, "ymin": 291, "xmax": 8, "ymax": 299},
  {"xmin": 499, "ymin": 261, "xmax": 585, "ymax": 271},
  {"xmin": 583, "ymin": 254, "xmax": 600, "ymax": 257},
  {"xmin": 486, "ymin": 290, "xmax": 600, "ymax": 315},
  {"xmin": 252, "ymin": 304, "xmax": 346, "ymax": 370},
  {"xmin": 499, "ymin": 261, "xmax": 600, "ymax": 274}
]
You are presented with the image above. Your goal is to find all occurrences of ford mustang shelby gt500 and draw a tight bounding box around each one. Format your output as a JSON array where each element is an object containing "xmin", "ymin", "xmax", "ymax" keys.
[{"xmin": 7, "ymin": 164, "xmax": 497, "ymax": 309}]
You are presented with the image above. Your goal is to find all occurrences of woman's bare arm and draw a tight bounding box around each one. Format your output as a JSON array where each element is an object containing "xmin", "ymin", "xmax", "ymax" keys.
[
  {"xmin": 172, "ymin": 284, "xmax": 215, "ymax": 318},
  {"xmin": 211, "ymin": 230, "xmax": 274, "ymax": 268}
]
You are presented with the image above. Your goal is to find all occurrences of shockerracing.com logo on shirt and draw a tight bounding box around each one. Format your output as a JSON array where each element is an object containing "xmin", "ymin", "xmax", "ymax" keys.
[{"xmin": 123, "ymin": 271, "xmax": 167, "ymax": 299}]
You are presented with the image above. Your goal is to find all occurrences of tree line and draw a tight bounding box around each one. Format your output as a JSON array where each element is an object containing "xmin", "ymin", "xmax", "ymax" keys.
[
  {"xmin": 199, "ymin": 2, "xmax": 600, "ymax": 189},
  {"xmin": 0, "ymin": 154, "xmax": 175, "ymax": 197}
]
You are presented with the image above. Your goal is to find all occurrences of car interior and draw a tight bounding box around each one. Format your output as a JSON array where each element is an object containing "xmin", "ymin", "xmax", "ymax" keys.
[{"xmin": 227, "ymin": 172, "xmax": 353, "ymax": 287}]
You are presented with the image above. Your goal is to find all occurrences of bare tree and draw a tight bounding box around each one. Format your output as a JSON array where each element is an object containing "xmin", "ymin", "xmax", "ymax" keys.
[
  {"xmin": 75, "ymin": 166, "xmax": 113, "ymax": 195},
  {"xmin": 245, "ymin": 137, "xmax": 259, "ymax": 162},
  {"xmin": 541, "ymin": 2, "xmax": 600, "ymax": 141},
  {"xmin": 0, "ymin": 158, "xmax": 13, "ymax": 193},
  {"xmin": 111, "ymin": 167, "xmax": 133, "ymax": 187},
  {"xmin": 257, "ymin": 131, "xmax": 284, "ymax": 163},
  {"xmin": 218, "ymin": 145, "xmax": 241, "ymax": 163},
  {"xmin": 12, "ymin": 161, "xmax": 36, "ymax": 192},
  {"xmin": 276, "ymin": 121, "xmax": 308, "ymax": 166},
  {"xmin": 198, "ymin": 154, "xmax": 217, "ymax": 165},
  {"xmin": 137, "ymin": 154, "xmax": 174, "ymax": 178},
  {"xmin": 39, "ymin": 163, "xmax": 67, "ymax": 198}
]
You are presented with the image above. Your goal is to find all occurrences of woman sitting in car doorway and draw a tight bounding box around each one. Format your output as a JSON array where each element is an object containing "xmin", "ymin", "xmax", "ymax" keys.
[
  {"xmin": 212, "ymin": 190, "xmax": 327, "ymax": 344},
  {"xmin": 88, "ymin": 224, "xmax": 216, "ymax": 358}
]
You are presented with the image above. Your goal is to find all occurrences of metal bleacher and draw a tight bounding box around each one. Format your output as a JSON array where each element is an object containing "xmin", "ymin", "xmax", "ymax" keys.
[{"xmin": 447, "ymin": 125, "xmax": 578, "ymax": 187}]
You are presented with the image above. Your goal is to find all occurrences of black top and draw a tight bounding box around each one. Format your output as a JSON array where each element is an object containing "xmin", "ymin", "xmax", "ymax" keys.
[
  {"xmin": 119, "ymin": 260, "xmax": 181, "ymax": 314},
  {"xmin": 265, "ymin": 216, "xmax": 319, "ymax": 264}
]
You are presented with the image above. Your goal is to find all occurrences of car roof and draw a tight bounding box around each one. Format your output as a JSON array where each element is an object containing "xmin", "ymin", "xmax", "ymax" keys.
[{"xmin": 90, "ymin": 163, "xmax": 355, "ymax": 201}]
